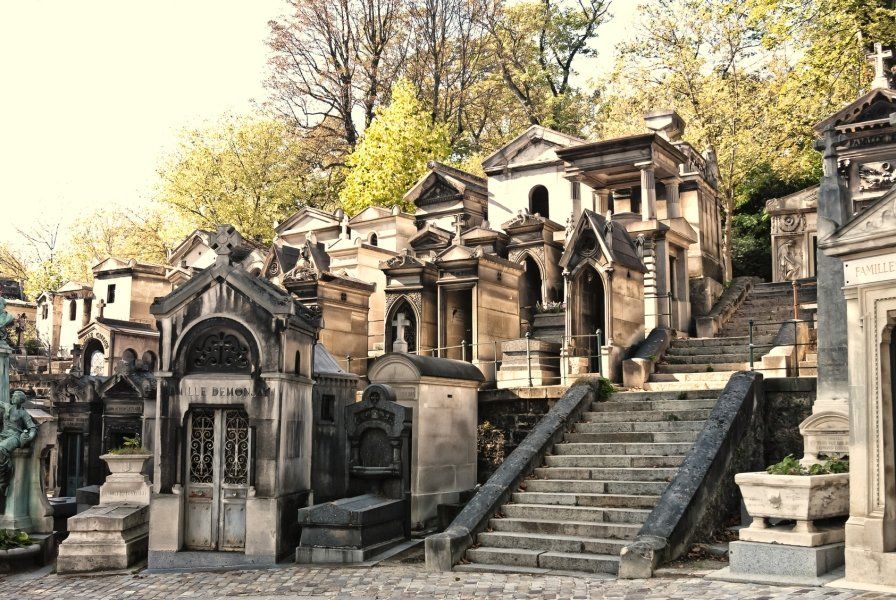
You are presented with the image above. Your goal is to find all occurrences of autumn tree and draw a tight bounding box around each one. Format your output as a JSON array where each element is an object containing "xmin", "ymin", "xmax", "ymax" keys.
[
  {"xmin": 157, "ymin": 116, "xmax": 331, "ymax": 244},
  {"xmin": 267, "ymin": 0, "xmax": 406, "ymax": 150},
  {"xmin": 339, "ymin": 80, "xmax": 451, "ymax": 213},
  {"xmin": 478, "ymin": 0, "xmax": 609, "ymax": 132}
]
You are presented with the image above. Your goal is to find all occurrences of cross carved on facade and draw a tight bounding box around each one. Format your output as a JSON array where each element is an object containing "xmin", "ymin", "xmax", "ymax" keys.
[
  {"xmin": 211, "ymin": 224, "xmax": 241, "ymax": 266},
  {"xmin": 868, "ymin": 42, "xmax": 893, "ymax": 89},
  {"xmin": 96, "ymin": 299, "xmax": 106, "ymax": 319}
]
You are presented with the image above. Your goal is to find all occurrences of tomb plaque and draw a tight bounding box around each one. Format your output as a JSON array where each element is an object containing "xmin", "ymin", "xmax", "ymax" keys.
[
  {"xmin": 844, "ymin": 252, "xmax": 896, "ymax": 286},
  {"xmin": 799, "ymin": 411, "xmax": 850, "ymax": 464}
]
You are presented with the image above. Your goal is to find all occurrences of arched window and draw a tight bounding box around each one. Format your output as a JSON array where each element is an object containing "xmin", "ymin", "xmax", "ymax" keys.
[
  {"xmin": 69, "ymin": 299, "xmax": 77, "ymax": 321},
  {"xmin": 141, "ymin": 351, "xmax": 157, "ymax": 371},
  {"xmin": 122, "ymin": 348, "xmax": 137, "ymax": 365},
  {"xmin": 530, "ymin": 185, "xmax": 550, "ymax": 219},
  {"xmin": 369, "ymin": 233, "xmax": 378, "ymax": 247},
  {"xmin": 294, "ymin": 350, "xmax": 302, "ymax": 376},
  {"xmin": 185, "ymin": 326, "xmax": 253, "ymax": 374}
]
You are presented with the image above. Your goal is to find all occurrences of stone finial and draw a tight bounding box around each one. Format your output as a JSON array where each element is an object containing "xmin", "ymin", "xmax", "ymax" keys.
[
  {"xmin": 211, "ymin": 224, "xmax": 241, "ymax": 266},
  {"xmin": 340, "ymin": 213, "xmax": 350, "ymax": 240},
  {"xmin": 392, "ymin": 205, "xmax": 401, "ymax": 216},
  {"xmin": 868, "ymin": 42, "xmax": 893, "ymax": 90},
  {"xmin": 644, "ymin": 109, "xmax": 685, "ymax": 142}
]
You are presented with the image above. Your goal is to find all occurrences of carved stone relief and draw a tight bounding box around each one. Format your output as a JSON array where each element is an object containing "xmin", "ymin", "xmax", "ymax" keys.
[{"xmin": 777, "ymin": 238, "xmax": 803, "ymax": 281}]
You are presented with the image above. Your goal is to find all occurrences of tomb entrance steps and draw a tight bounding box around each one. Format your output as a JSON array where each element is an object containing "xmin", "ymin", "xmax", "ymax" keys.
[{"xmin": 456, "ymin": 388, "xmax": 721, "ymax": 575}]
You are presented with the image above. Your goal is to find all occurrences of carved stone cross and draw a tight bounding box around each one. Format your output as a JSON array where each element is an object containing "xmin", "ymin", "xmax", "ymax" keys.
[
  {"xmin": 97, "ymin": 299, "xmax": 106, "ymax": 319},
  {"xmin": 868, "ymin": 42, "xmax": 893, "ymax": 89},
  {"xmin": 392, "ymin": 312, "xmax": 411, "ymax": 353},
  {"xmin": 452, "ymin": 213, "xmax": 465, "ymax": 245},
  {"xmin": 211, "ymin": 224, "xmax": 241, "ymax": 266}
]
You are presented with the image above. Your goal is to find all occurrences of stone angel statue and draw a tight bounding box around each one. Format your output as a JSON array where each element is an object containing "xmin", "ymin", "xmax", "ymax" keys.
[{"xmin": 0, "ymin": 298, "xmax": 15, "ymax": 346}]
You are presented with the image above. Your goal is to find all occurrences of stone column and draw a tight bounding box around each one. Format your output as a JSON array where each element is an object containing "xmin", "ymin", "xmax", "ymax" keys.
[
  {"xmin": 815, "ymin": 128, "xmax": 851, "ymax": 415},
  {"xmin": 636, "ymin": 162, "xmax": 657, "ymax": 221},
  {"xmin": 663, "ymin": 176, "xmax": 682, "ymax": 219},
  {"xmin": 642, "ymin": 236, "xmax": 663, "ymax": 330},
  {"xmin": 594, "ymin": 188, "xmax": 611, "ymax": 216}
]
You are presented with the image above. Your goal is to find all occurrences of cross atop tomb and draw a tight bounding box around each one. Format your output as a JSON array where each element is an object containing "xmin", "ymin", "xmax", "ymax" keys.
[
  {"xmin": 392, "ymin": 312, "xmax": 411, "ymax": 353},
  {"xmin": 211, "ymin": 224, "xmax": 241, "ymax": 266},
  {"xmin": 868, "ymin": 42, "xmax": 893, "ymax": 90},
  {"xmin": 452, "ymin": 213, "xmax": 465, "ymax": 245}
]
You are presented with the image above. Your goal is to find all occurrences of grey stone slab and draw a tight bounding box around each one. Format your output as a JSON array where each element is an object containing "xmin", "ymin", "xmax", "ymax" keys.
[{"xmin": 727, "ymin": 540, "xmax": 844, "ymax": 578}]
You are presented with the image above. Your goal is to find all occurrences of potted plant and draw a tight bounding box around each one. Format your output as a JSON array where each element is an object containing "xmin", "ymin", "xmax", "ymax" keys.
[
  {"xmin": 736, "ymin": 455, "xmax": 849, "ymax": 539},
  {"xmin": 101, "ymin": 435, "xmax": 152, "ymax": 475}
]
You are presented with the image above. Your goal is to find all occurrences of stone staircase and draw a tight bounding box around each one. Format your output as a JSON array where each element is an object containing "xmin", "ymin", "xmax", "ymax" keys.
[
  {"xmin": 646, "ymin": 281, "xmax": 817, "ymax": 391},
  {"xmin": 457, "ymin": 388, "xmax": 721, "ymax": 575}
]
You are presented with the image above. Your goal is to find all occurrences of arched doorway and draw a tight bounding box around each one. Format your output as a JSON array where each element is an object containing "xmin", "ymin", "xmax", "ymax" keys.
[
  {"xmin": 575, "ymin": 266, "xmax": 606, "ymax": 373},
  {"xmin": 519, "ymin": 255, "xmax": 543, "ymax": 327},
  {"xmin": 530, "ymin": 185, "xmax": 550, "ymax": 219},
  {"xmin": 386, "ymin": 299, "xmax": 417, "ymax": 354},
  {"xmin": 83, "ymin": 338, "xmax": 105, "ymax": 376}
]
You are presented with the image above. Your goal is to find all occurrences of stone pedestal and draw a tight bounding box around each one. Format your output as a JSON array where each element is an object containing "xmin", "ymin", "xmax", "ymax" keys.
[
  {"xmin": 708, "ymin": 540, "xmax": 845, "ymax": 586},
  {"xmin": 496, "ymin": 338, "xmax": 560, "ymax": 388},
  {"xmin": 0, "ymin": 411, "xmax": 56, "ymax": 534},
  {"xmin": 531, "ymin": 313, "xmax": 565, "ymax": 344},
  {"xmin": 57, "ymin": 503, "xmax": 149, "ymax": 573},
  {"xmin": 296, "ymin": 494, "xmax": 408, "ymax": 564},
  {"xmin": 56, "ymin": 453, "xmax": 152, "ymax": 573}
]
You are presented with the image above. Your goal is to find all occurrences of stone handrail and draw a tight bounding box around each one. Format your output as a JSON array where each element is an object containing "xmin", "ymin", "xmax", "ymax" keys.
[
  {"xmin": 622, "ymin": 328, "xmax": 674, "ymax": 388},
  {"xmin": 695, "ymin": 277, "xmax": 762, "ymax": 338},
  {"xmin": 424, "ymin": 384, "xmax": 594, "ymax": 571},
  {"xmin": 618, "ymin": 371, "xmax": 765, "ymax": 578}
]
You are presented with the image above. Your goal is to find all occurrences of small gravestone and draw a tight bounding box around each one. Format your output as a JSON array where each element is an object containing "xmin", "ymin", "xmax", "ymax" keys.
[
  {"xmin": 799, "ymin": 411, "xmax": 849, "ymax": 466},
  {"xmin": 296, "ymin": 384, "xmax": 412, "ymax": 564}
]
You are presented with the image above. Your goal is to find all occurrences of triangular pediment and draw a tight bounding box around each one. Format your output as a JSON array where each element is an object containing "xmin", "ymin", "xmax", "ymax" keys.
[
  {"xmin": 482, "ymin": 125, "xmax": 585, "ymax": 171},
  {"xmin": 275, "ymin": 206, "xmax": 340, "ymax": 235},
  {"xmin": 350, "ymin": 205, "xmax": 393, "ymax": 223},
  {"xmin": 826, "ymin": 187, "xmax": 896, "ymax": 252},
  {"xmin": 435, "ymin": 243, "xmax": 478, "ymax": 263},
  {"xmin": 167, "ymin": 230, "xmax": 212, "ymax": 266},
  {"xmin": 559, "ymin": 210, "xmax": 646, "ymax": 273},
  {"xmin": 409, "ymin": 224, "xmax": 453, "ymax": 248},
  {"xmin": 814, "ymin": 88, "xmax": 896, "ymax": 134}
]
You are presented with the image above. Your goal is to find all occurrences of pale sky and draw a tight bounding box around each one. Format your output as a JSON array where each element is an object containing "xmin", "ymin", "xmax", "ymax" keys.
[{"xmin": 0, "ymin": 0, "xmax": 638, "ymax": 251}]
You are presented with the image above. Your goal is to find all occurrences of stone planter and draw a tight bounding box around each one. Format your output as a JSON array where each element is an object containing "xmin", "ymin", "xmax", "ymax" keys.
[
  {"xmin": 99, "ymin": 453, "xmax": 152, "ymax": 505},
  {"xmin": 735, "ymin": 471, "xmax": 849, "ymax": 546},
  {"xmin": 0, "ymin": 543, "xmax": 41, "ymax": 572},
  {"xmin": 532, "ymin": 312, "xmax": 565, "ymax": 344}
]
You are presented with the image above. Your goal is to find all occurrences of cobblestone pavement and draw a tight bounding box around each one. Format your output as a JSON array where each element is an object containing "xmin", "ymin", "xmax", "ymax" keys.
[{"xmin": 3, "ymin": 564, "xmax": 895, "ymax": 600}]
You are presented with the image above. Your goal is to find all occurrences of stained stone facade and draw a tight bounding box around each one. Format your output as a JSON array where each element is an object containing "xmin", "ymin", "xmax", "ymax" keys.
[{"xmin": 767, "ymin": 186, "xmax": 819, "ymax": 282}]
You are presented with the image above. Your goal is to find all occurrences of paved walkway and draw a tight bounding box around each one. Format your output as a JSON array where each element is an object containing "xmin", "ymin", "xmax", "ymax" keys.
[{"xmin": 3, "ymin": 564, "xmax": 894, "ymax": 599}]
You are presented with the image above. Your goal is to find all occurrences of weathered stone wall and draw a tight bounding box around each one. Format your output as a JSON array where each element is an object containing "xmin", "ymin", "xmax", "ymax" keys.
[
  {"xmin": 477, "ymin": 387, "xmax": 565, "ymax": 483},
  {"xmin": 763, "ymin": 377, "xmax": 815, "ymax": 463}
]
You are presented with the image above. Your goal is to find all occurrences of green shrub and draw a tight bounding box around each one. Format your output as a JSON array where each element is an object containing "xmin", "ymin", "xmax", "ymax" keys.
[
  {"xmin": 0, "ymin": 529, "xmax": 32, "ymax": 550},
  {"xmin": 766, "ymin": 454, "xmax": 849, "ymax": 475},
  {"xmin": 571, "ymin": 376, "xmax": 615, "ymax": 401},
  {"xmin": 108, "ymin": 435, "xmax": 150, "ymax": 455}
]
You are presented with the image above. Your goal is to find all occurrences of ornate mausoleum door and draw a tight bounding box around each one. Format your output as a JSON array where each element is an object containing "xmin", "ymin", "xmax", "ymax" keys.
[{"xmin": 185, "ymin": 408, "xmax": 251, "ymax": 551}]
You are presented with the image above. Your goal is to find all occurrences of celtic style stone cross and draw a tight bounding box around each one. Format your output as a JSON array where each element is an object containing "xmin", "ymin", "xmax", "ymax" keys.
[{"xmin": 211, "ymin": 224, "xmax": 241, "ymax": 266}]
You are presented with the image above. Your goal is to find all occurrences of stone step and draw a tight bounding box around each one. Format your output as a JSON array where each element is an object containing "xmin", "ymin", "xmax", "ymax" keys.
[
  {"xmin": 799, "ymin": 367, "xmax": 818, "ymax": 377},
  {"xmin": 465, "ymin": 547, "xmax": 620, "ymax": 573},
  {"xmin": 663, "ymin": 352, "xmax": 752, "ymax": 364},
  {"xmin": 510, "ymin": 491, "xmax": 661, "ymax": 509},
  {"xmin": 649, "ymin": 371, "xmax": 737, "ymax": 383},
  {"xmin": 665, "ymin": 344, "xmax": 771, "ymax": 356},
  {"xmin": 524, "ymin": 478, "xmax": 669, "ymax": 495},
  {"xmin": 534, "ymin": 466, "xmax": 679, "ymax": 480},
  {"xmin": 582, "ymin": 408, "xmax": 713, "ymax": 422},
  {"xmin": 552, "ymin": 442, "xmax": 692, "ymax": 456},
  {"xmin": 489, "ymin": 518, "xmax": 641, "ymax": 540},
  {"xmin": 589, "ymin": 399, "xmax": 716, "ymax": 412},
  {"xmin": 643, "ymin": 380, "xmax": 731, "ymax": 392},
  {"xmin": 564, "ymin": 431, "xmax": 699, "ymax": 444},
  {"xmin": 574, "ymin": 419, "xmax": 706, "ymax": 434},
  {"xmin": 671, "ymin": 336, "xmax": 760, "ymax": 348},
  {"xmin": 477, "ymin": 531, "xmax": 628, "ymax": 555},
  {"xmin": 501, "ymin": 503, "xmax": 651, "ymax": 524},
  {"xmin": 655, "ymin": 362, "xmax": 748, "ymax": 373},
  {"xmin": 608, "ymin": 389, "xmax": 721, "ymax": 401},
  {"xmin": 543, "ymin": 454, "xmax": 685, "ymax": 469}
]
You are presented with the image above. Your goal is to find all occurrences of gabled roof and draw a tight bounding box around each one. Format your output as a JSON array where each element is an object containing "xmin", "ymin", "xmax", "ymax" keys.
[
  {"xmin": 404, "ymin": 162, "xmax": 487, "ymax": 208},
  {"xmin": 482, "ymin": 125, "xmax": 586, "ymax": 172},
  {"xmin": 150, "ymin": 260, "xmax": 320, "ymax": 329},
  {"xmin": 559, "ymin": 210, "xmax": 646, "ymax": 273},
  {"xmin": 313, "ymin": 342, "xmax": 351, "ymax": 377},
  {"xmin": 167, "ymin": 229, "xmax": 213, "ymax": 266},
  {"xmin": 97, "ymin": 367, "xmax": 156, "ymax": 399},
  {"xmin": 766, "ymin": 185, "xmax": 819, "ymax": 213},
  {"xmin": 93, "ymin": 257, "xmax": 166, "ymax": 277},
  {"xmin": 822, "ymin": 186, "xmax": 896, "ymax": 255},
  {"xmin": 349, "ymin": 205, "xmax": 394, "ymax": 223},
  {"xmin": 275, "ymin": 206, "xmax": 341, "ymax": 234},
  {"xmin": 409, "ymin": 223, "xmax": 453, "ymax": 248},
  {"xmin": 814, "ymin": 88, "xmax": 896, "ymax": 135},
  {"xmin": 381, "ymin": 249, "xmax": 425, "ymax": 271},
  {"xmin": 462, "ymin": 223, "xmax": 509, "ymax": 244}
]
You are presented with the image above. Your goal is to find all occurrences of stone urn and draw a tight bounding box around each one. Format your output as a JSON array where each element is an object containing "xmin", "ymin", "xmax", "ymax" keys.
[
  {"xmin": 99, "ymin": 453, "xmax": 152, "ymax": 505},
  {"xmin": 735, "ymin": 471, "xmax": 849, "ymax": 546}
]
